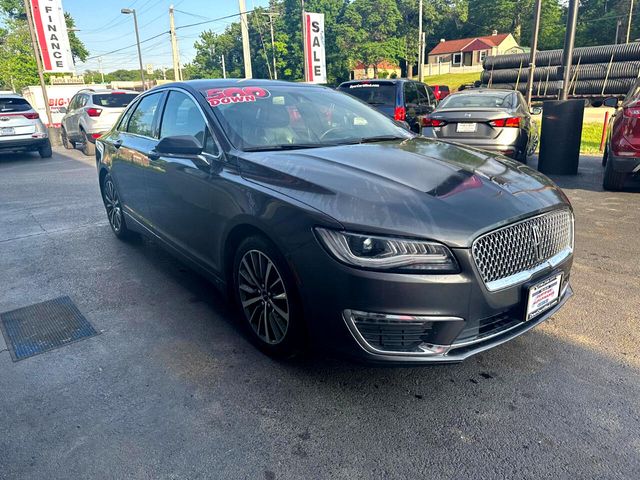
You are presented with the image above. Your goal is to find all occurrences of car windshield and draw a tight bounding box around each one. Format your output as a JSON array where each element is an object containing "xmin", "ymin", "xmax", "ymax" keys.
[
  {"xmin": 0, "ymin": 97, "xmax": 31, "ymax": 112},
  {"xmin": 439, "ymin": 92, "xmax": 514, "ymax": 109},
  {"xmin": 203, "ymin": 85, "xmax": 411, "ymax": 151},
  {"xmin": 92, "ymin": 93, "xmax": 138, "ymax": 108},
  {"xmin": 338, "ymin": 83, "xmax": 396, "ymax": 106}
]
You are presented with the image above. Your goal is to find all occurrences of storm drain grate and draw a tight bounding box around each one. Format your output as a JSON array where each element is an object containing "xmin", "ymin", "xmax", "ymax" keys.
[{"xmin": 0, "ymin": 296, "xmax": 99, "ymax": 362}]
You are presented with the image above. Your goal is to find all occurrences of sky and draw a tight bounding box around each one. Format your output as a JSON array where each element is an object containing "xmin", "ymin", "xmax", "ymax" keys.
[{"xmin": 65, "ymin": 0, "xmax": 270, "ymax": 74}]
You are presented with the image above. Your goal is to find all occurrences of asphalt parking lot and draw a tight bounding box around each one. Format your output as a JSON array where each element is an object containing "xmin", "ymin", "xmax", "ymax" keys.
[{"xmin": 1, "ymin": 147, "xmax": 639, "ymax": 479}]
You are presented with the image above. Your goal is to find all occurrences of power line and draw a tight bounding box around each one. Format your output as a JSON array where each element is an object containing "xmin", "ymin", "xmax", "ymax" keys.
[
  {"xmin": 84, "ymin": 31, "xmax": 169, "ymax": 61},
  {"xmin": 174, "ymin": 9, "xmax": 257, "ymax": 31}
]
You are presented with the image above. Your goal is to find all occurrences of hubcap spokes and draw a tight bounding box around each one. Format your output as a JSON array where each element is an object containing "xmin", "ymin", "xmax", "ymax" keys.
[
  {"xmin": 103, "ymin": 180, "xmax": 122, "ymax": 232},
  {"xmin": 238, "ymin": 250, "xmax": 289, "ymax": 344}
]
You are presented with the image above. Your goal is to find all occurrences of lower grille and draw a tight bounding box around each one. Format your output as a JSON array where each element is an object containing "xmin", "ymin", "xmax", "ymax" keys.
[
  {"xmin": 454, "ymin": 311, "xmax": 521, "ymax": 345},
  {"xmin": 353, "ymin": 317, "xmax": 435, "ymax": 352}
]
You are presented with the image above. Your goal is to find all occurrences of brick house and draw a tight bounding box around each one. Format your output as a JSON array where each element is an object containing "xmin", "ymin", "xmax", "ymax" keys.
[{"xmin": 427, "ymin": 31, "xmax": 521, "ymax": 67}]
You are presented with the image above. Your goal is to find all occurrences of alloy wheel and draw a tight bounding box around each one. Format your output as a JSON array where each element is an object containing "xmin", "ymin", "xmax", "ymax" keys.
[
  {"xmin": 238, "ymin": 249, "xmax": 289, "ymax": 344},
  {"xmin": 103, "ymin": 178, "xmax": 123, "ymax": 233}
]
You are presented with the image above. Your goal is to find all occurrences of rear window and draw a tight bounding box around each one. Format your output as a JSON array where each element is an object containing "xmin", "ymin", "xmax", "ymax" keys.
[
  {"xmin": 439, "ymin": 92, "xmax": 513, "ymax": 109},
  {"xmin": 0, "ymin": 97, "xmax": 32, "ymax": 112},
  {"xmin": 338, "ymin": 83, "xmax": 396, "ymax": 106},
  {"xmin": 92, "ymin": 93, "xmax": 138, "ymax": 108}
]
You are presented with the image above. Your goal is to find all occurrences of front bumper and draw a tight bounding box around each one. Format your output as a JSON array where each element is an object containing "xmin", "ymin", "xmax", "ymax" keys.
[{"xmin": 290, "ymin": 240, "xmax": 573, "ymax": 364}]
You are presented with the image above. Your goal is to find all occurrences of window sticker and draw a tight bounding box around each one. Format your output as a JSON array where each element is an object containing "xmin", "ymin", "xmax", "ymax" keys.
[
  {"xmin": 349, "ymin": 83, "xmax": 379, "ymax": 89},
  {"xmin": 205, "ymin": 86, "xmax": 271, "ymax": 107}
]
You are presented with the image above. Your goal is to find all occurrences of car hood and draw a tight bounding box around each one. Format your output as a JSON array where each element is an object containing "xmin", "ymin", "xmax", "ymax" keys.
[{"xmin": 237, "ymin": 137, "xmax": 571, "ymax": 248}]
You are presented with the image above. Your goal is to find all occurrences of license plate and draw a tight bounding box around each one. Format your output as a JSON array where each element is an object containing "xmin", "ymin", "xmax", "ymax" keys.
[
  {"xmin": 526, "ymin": 273, "xmax": 562, "ymax": 321},
  {"xmin": 456, "ymin": 122, "xmax": 477, "ymax": 133},
  {"xmin": 0, "ymin": 127, "xmax": 15, "ymax": 136}
]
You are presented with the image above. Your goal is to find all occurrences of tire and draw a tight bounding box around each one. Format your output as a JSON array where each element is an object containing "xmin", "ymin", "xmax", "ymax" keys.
[
  {"xmin": 101, "ymin": 173, "xmax": 134, "ymax": 240},
  {"xmin": 38, "ymin": 139, "xmax": 52, "ymax": 158},
  {"xmin": 81, "ymin": 129, "xmax": 96, "ymax": 157},
  {"xmin": 61, "ymin": 128, "xmax": 74, "ymax": 150},
  {"xmin": 232, "ymin": 235, "xmax": 305, "ymax": 358},
  {"xmin": 602, "ymin": 157, "xmax": 627, "ymax": 191}
]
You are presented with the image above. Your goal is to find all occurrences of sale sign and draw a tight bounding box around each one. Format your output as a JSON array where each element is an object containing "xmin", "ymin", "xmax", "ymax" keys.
[
  {"xmin": 304, "ymin": 12, "xmax": 326, "ymax": 84},
  {"xmin": 30, "ymin": 0, "xmax": 75, "ymax": 73}
]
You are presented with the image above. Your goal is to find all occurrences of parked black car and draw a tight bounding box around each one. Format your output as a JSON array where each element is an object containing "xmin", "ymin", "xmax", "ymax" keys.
[
  {"xmin": 421, "ymin": 88, "xmax": 540, "ymax": 162},
  {"xmin": 96, "ymin": 80, "xmax": 574, "ymax": 364},
  {"xmin": 337, "ymin": 79, "xmax": 437, "ymax": 133}
]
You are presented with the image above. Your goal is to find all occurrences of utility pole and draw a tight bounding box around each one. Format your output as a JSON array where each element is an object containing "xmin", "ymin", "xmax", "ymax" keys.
[
  {"xmin": 169, "ymin": 5, "xmax": 182, "ymax": 81},
  {"xmin": 615, "ymin": 19, "xmax": 621, "ymax": 44},
  {"xmin": 418, "ymin": 0, "xmax": 423, "ymax": 81},
  {"xmin": 525, "ymin": 0, "xmax": 542, "ymax": 106},
  {"xmin": 22, "ymin": 0, "xmax": 54, "ymax": 130},
  {"xmin": 221, "ymin": 54, "xmax": 227, "ymax": 79},
  {"xmin": 121, "ymin": 8, "xmax": 146, "ymax": 90},
  {"xmin": 626, "ymin": 0, "xmax": 635, "ymax": 43},
  {"xmin": 238, "ymin": 0, "xmax": 252, "ymax": 78},
  {"xmin": 263, "ymin": 12, "xmax": 279, "ymax": 80},
  {"xmin": 301, "ymin": 0, "xmax": 307, "ymax": 82},
  {"xmin": 98, "ymin": 57, "xmax": 105, "ymax": 83},
  {"xmin": 162, "ymin": 66, "xmax": 166, "ymax": 80},
  {"xmin": 559, "ymin": 0, "xmax": 579, "ymax": 100}
]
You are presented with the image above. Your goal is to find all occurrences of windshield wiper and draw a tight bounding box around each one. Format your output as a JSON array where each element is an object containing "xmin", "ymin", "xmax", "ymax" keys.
[
  {"xmin": 357, "ymin": 135, "xmax": 410, "ymax": 144},
  {"xmin": 243, "ymin": 143, "xmax": 331, "ymax": 152}
]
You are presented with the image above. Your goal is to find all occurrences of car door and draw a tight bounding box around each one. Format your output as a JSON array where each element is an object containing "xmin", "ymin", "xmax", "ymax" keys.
[
  {"xmin": 145, "ymin": 89, "xmax": 224, "ymax": 268},
  {"xmin": 70, "ymin": 94, "xmax": 88, "ymax": 141},
  {"xmin": 64, "ymin": 94, "xmax": 80, "ymax": 139},
  {"xmin": 403, "ymin": 82, "xmax": 420, "ymax": 133},
  {"xmin": 109, "ymin": 91, "xmax": 165, "ymax": 226}
]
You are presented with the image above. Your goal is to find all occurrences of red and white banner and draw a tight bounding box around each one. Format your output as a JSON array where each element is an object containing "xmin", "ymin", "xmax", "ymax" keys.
[
  {"xmin": 30, "ymin": 0, "xmax": 75, "ymax": 73},
  {"xmin": 304, "ymin": 12, "xmax": 326, "ymax": 84}
]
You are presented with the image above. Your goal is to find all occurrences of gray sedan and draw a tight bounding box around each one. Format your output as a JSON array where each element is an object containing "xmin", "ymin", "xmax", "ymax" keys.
[{"xmin": 421, "ymin": 88, "xmax": 539, "ymax": 162}]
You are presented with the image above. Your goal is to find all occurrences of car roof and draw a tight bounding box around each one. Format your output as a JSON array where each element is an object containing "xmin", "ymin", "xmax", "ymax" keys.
[
  {"xmin": 153, "ymin": 79, "xmax": 325, "ymax": 91},
  {"xmin": 0, "ymin": 93, "xmax": 26, "ymax": 99},
  {"xmin": 76, "ymin": 88, "xmax": 139, "ymax": 95},
  {"xmin": 338, "ymin": 79, "xmax": 413, "ymax": 87},
  {"xmin": 448, "ymin": 88, "xmax": 515, "ymax": 96}
]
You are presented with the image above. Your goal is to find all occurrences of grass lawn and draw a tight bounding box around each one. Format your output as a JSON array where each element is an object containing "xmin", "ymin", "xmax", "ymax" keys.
[
  {"xmin": 580, "ymin": 122, "xmax": 606, "ymax": 154},
  {"xmin": 422, "ymin": 72, "xmax": 481, "ymax": 91}
]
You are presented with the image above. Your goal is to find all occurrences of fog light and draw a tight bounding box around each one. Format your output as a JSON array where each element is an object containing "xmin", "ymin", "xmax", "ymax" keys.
[{"xmin": 343, "ymin": 309, "xmax": 453, "ymax": 355}]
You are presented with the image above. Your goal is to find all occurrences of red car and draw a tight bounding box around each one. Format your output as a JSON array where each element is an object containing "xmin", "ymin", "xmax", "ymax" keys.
[
  {"xmin": 430, "ymin": 85, "xmax": 450, "ymax": 101},
  {"xmin": 602, "ymin": 78, "xmax": 640, "ymax": 191}
]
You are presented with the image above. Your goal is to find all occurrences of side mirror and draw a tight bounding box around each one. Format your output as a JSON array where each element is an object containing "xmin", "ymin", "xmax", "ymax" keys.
[
  {"xmin": 59, "ymin": 106, "xmax": 67, "ymax": 114},
  {"xmin": 530, "ymin": 106, "xmax": 542, "ymax": 115},
  {"xmin": 156, "ymin": 135, "xmax": 203, "ymax": 156},
  {"xmin": 393, "ymin": 119, "xmax": 411, "ymax": 131},
  {"xmin": 603, "ymin": 97, "xmax": 619, "ymax": 108}
]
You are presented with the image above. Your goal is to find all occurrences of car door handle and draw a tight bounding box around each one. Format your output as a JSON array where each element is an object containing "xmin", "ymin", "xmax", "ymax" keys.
[
  {"xmin": 113, "ymin": 139, "xmax": 123, "ymax": 149},
  {"xmin": 147, "ymin": 150, "xmax": 160, "ymax": 161}
]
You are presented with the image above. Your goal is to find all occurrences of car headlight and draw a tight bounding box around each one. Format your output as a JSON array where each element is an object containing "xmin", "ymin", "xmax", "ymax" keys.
[{"xmin": 315, "ymin": 228, "xmax": 458, "ymax": 273}]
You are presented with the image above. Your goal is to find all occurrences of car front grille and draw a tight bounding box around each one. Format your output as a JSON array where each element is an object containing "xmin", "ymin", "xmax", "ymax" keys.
[
  {"xmin": 472, "ymin": 209, "xmax": 574, "ymax": 291},
  {"xmin": 453, "ymin": 311, "xmax": 521, "ymax": 345}
]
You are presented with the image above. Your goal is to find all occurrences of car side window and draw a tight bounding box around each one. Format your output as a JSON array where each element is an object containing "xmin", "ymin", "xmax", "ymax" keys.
[
  {"xmin": 160, "ymin": 90, "xmax": 220, "ymax": 156},
  {"xmin": 126, "ymin": 92, "xmax": 163, "ymax": 138},
  {"xmin": 416, "ymin": 83, "xmax": 434, "ymax": 106},
  {"xmin": 78, "ymin": 95, "xmax": 88, "ymax": 108},
  {"xmin": 404, "ymin": 82, "xmax": 419, "ymax": 107}
]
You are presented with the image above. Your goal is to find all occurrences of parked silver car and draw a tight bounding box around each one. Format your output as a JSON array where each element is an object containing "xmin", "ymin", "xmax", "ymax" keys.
[
  {"xmin": 60, "ymin": 89, "xmax": 138, "ymax": 156},
  {"xmin": 421, "ymin": 89, "xmax": 540, "ymax": 162},
  {"xmin": 0, "ymin": 94, "xmax": 51, "ymax": 158}
]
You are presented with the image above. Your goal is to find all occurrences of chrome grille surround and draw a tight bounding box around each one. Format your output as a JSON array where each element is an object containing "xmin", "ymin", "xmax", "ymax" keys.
[{"xmin": 472, "ymin": 209, "xmax": 574, "ymax": 291}]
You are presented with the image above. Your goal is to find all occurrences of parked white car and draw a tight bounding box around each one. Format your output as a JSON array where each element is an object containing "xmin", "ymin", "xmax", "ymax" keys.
[
  {"xmin": 0, "ymin": 94, "xmax": 52, "ymax": 158},
  {"xmin": 60, "ymin": 89, "xmax": 138, "ymax": 156}
]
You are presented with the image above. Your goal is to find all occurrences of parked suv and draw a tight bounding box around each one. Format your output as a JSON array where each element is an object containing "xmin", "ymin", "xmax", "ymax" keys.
[
  {"xmin": 337, "ymin": 79, "xmax": 437, "ymax": 133},
  {"xmin": 431, "ymin": 85, "xmax": 450, "ymax": 101},
  {"xmin": 0, "ymin": 94, "xmax": 51, "ymax": 158},
  {"xmin": 602, "ymin": 78, "xmax": 640, "ymax": 191},
  {"xmin": 60, "ymin": 89, "xmax": 138, "ymax": 156}
]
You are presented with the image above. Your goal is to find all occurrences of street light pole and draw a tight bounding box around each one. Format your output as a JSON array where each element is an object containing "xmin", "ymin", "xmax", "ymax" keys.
[
  {"xmin": 559, "ymin": 0, "xmax": 579, "ymax": 100},
  {"xmin": 626, "ymin": 0, "xmax": 635, "ymax": 44},
  {"xmin": 121, "ymin": 8, "xmax": 146, "ymax": 90},
  {"xmin": 238, "ymin": 0, "xmax": 253, "ymax": 78},
  {"xmin": 525, "ymin": 0, "xmax": 542, "ymax": 106},
  {"xmin": 418, "ymin": 0, "xmax": 423, "ymax": 81}
]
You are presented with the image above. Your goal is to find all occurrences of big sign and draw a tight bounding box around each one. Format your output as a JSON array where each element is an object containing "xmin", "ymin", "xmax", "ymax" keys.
[
  {"xmin": 30, "ymin": 0, "xmax": 75, "ymax": 73},
  {"xmin": 304, "ymin": 12, "xmax": 326, "ymax": 84}
]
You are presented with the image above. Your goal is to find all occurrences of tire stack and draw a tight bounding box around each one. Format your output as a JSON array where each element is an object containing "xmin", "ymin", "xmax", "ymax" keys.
[{"xmin": 481, "ymin": 43, "xmax": 640, "ymax": 100}]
